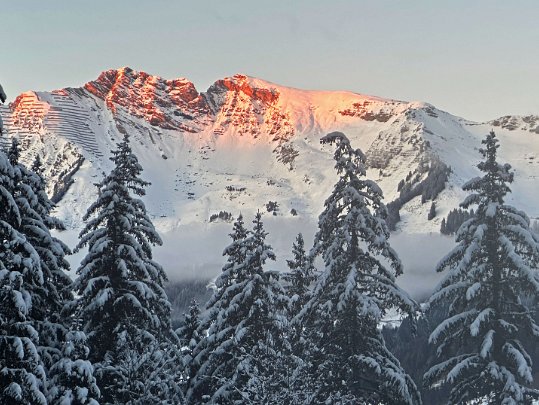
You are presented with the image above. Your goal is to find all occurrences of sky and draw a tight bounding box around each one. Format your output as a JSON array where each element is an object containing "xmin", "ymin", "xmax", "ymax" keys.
[{"xmin": 2, "ymin": 1, "xmax": 538, "ymax": 121}]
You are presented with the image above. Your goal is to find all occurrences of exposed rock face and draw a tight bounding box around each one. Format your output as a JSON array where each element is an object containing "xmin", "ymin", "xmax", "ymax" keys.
[
  {"xmin": 339, "ymin": 99, "xmax": 397, "ymax": 122},
  {"xmin": 84, "ymin": 69, "xmax": 295, "ymax": 140},
  {"xmin": 216, "ymin": 74, "xmax": 280, "ymax": 105},
  {"xmin": 205, "ymin": 74, "xmax": 294, "ymax": 141},
  {"xmin": 85, "ymin": 67, "xmax": 211, "ymax": 132},
  {"xmin": 490, "ymin": 115, "xmax": 539, "ymax": 134},
  {"xmin": 10, "ymin": 92, "xmax": 50, "ymax": 132}
]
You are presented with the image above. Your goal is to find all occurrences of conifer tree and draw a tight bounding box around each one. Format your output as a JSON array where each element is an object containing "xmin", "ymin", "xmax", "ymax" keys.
[
  {"xmin": 8, "ymin": 140, "xmax": 73, "ymax": 372},
  {"xmin": 71, "ymin": 134, "xmax": 180, "ymax": 403},
  {"xmin": 6, "ymin": 139, "xmax": 99, "ymax": 403},
  {"xmin": 297, "ymin": 132, "xmax": 421, "ymax": 404},
  {"xmin": 280, "ymin": 233, "xmax": 319, "ymax": 404},
  {"xmin": 428, "ymin": 202, "xmax": 436, "ymax": 221},
  {"xmin": 103, "ymin": 331, "xmax": 184, "ymax": 405},
  {"xmin": 8, "ymin": 137, "xmax": 19, "ymax": 165},
  {"xmin": 424, "ymin": 131, "xmax": 539, "ymax": 404},
  {"xmin": 176, "ymin": 298, "xmax": 202, "ymax": 395},
  {"xmin": 47, "ymin": 330, "xmax": 100, "ymax": 404},
  {"xmin": 0, "ymin": 147, "xmax": 47, "ymax": 404},
  {"xmin": 177, "ymin": 299, "xmax": 202, "ymax": 358},
  {"xmin": 187, "ymin": 212, "xmax": 290, "ymax": 404},
  {"xmin": 219, "ymin": 213, "xmax": 249, "ymax": 288},
  {"xmin": 283, "ymin": 233, "xmax": 316, "ymax": 318},
  {"xmin": 10, "ymin": 142, "xmax": 98, "ymax": 403},
  {"xmin": 186, "ymin": 214, "xmax": 249, "ymax": 403}
]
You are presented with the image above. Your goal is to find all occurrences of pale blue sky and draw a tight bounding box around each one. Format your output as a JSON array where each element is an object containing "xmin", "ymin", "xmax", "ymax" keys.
[{"xmin": 2, "ymin": 1, "xmax": 538, "ymax": 121}]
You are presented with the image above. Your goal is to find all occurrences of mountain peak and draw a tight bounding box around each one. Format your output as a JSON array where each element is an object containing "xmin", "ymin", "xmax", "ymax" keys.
[
  {"xmin": 207, "ymin": 73, "xmax": 280, "ymax": 106},
  {"xmin": 85, "ymin": 67, "xmax": 200, "ymax": 104},
  {"xmin": 84, "ymin": 67, "xmax": 209, "ymax": 130}
]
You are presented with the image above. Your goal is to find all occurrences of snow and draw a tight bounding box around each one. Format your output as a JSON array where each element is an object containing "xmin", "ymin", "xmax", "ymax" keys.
[
  {"xmin": 480, "ymin": 329, "xmax": 494, "ymax": 358},
  {"xmin": 429, "ymin": 310, "xmax": 475, "ymax": 344},
  {"xmin": 503, "ymin": 342, "xmax": 533, "ymax": 382},
  {"xmin": 446, "ymin": 355, "xmax": 477, "ymax": 383},
  {"xmin": 466, "ymin": 282, "xmax": 481, "ymax": 301},
  {"xmin": 470, "ymin": 308, "xmax": 493, "ymax": 337}
]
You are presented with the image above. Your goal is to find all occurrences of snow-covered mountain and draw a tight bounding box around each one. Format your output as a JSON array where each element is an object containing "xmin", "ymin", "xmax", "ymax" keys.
[{"xmin": 1, "ymin": 67, "xmax": 538, "ymax": 298}]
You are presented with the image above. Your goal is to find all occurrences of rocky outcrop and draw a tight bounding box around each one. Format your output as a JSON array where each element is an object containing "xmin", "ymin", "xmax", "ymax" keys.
[
  {"xmin": 85, "ymin": 67, "xmax": 211, "ymax": 132},
  {"xmin": 205, "ymin": 74, "xmax": 294, "ymax": 141},
  {"xmin": 10, "ymin": 92, "xmax": 49, "ymax": 132},
  {"xmin": 84, "ymin": 68, "xmax": 296, "ymax": 139},
  {"xmin": 214, "ymin": 74, "xmax": 280, "ymax": 105},
  {"xmin": 489, "ymin": 115, "xmax": 539, "ymax": 134},
  {"xmin": 339, "ymin": 99, "xmax": 397, "ymax": 122}
]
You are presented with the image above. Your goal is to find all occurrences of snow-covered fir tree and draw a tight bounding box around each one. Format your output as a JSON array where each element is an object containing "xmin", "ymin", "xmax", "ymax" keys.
[
  {"xmin": 7, "ymin": 138, "xmax": 99, "ymax": 403},
  {"xmin": 240, "ymin": 212, "xmax": 296, "ymax": 404},
  {"xmin": 71, "ymin": 134, "xmax": 181, "ymax": 404},
  {"xmin": 8, "ymin": 139, "xmax": 73, "ymax": 375},
  {"xmin": 0, "ymin": 145, "xmax": 47, "ymax": 403},
  {"xmin": 424, "ymin": 131, "xmax": 539, "ymax": 404},
  {"xmin": 187, "ymin": 212, "xmax": 291, "ymax": 404},
  {"xmin": 428, "ymin": 201, "xmax": 436, "ymax": 220},
  {"xmin": 297, "ymin": 132, "xmax": 421, "ymax": 404},
  {"xmin": 177, "ymin": 299, "xmax": 202, "ymax": 363},
  {"xmin": 176, "ymin": 299, "xmax": 202, "ymax": 395},
  {"xmin": 102, "ymin": 331, "xmax": 184, "ymax": 405},
  {"xmin": 47, "ymin": 330, "xmax": 100, "ymax": 404},
  {"xmin": 283, "ymin": 233, "xmax": 316, "ymax": 318},
  {"xmin": 185, "ymin": 213, "xmax": 249, "ymax": 402}
]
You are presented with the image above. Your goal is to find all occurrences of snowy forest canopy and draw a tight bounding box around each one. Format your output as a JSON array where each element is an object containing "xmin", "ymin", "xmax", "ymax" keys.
[{"xmin": 1, "ymin": 78, "xmax": 539, "ymax": 405}]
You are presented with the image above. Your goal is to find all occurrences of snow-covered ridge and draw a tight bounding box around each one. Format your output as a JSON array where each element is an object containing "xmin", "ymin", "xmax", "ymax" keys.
[{"xmin": 1, "ymin": 67, "xmax": 537, "ymax": 294}]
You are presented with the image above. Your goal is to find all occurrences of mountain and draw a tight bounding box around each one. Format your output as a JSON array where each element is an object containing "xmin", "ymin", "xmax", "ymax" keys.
[{"xmin": 1, "ymin": 67, "xmax": 538, "ymax": 299}]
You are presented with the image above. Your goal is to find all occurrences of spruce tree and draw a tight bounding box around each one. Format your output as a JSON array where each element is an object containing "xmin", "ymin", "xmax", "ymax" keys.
[
  {"xmin": 187, "ymin": 212, "xmax": 290, "ymax": 404},
  {"xmin": 177, "ymin": 299, "xmax": 202, "ymax": 358},
  {"xmin": 297, "ymin": 132, "xmax": 421, "ymax": 404},
  {"xmin": 104, "ymin": 332, "xmax": 184, "ymax": 405},
  {"xmin": 0, "ymin": 148, "xmax": 47, "ymax": 404},
  {"xmin": 440, "ymin": 218, "xmax": 446, "ymax": 234},
  {"xmin": 47, "ymin": 330, "xmax": 100, "ymax": 404},
  {"xmin": 6, "ymin": 139, "xmax": 98, "ymax": 403},
  {"xmin": 424, "ymin": 131, "xmax": 539, "ymax": 403},
  {"xmin": 428, "ymin": 202, "xmax": 436, "ymax": 221},
  {"xmin": 71, "ymin": 134, "xmax": 180, "ymax": 403},
  {"xmin": 176, "ymin": 298, "xmax": 202, "ymax": 395},
  {"xmin": 283, "ymin": 233, "xmax": 316, "ymax": 318},
  {"xmin": 11, "ymin": 144, "xmax": 98, "ymax": 402},
  {"xmin": 280, "ymin": 233, "xmax": 319, "ymax": 404},
  {"xmin": 186, "ymin": 214, "xmax": 249, "ymax": 403},
  {"xmin": 8, "ymin": 140, "xmax": 73, "ymax": 373}
]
